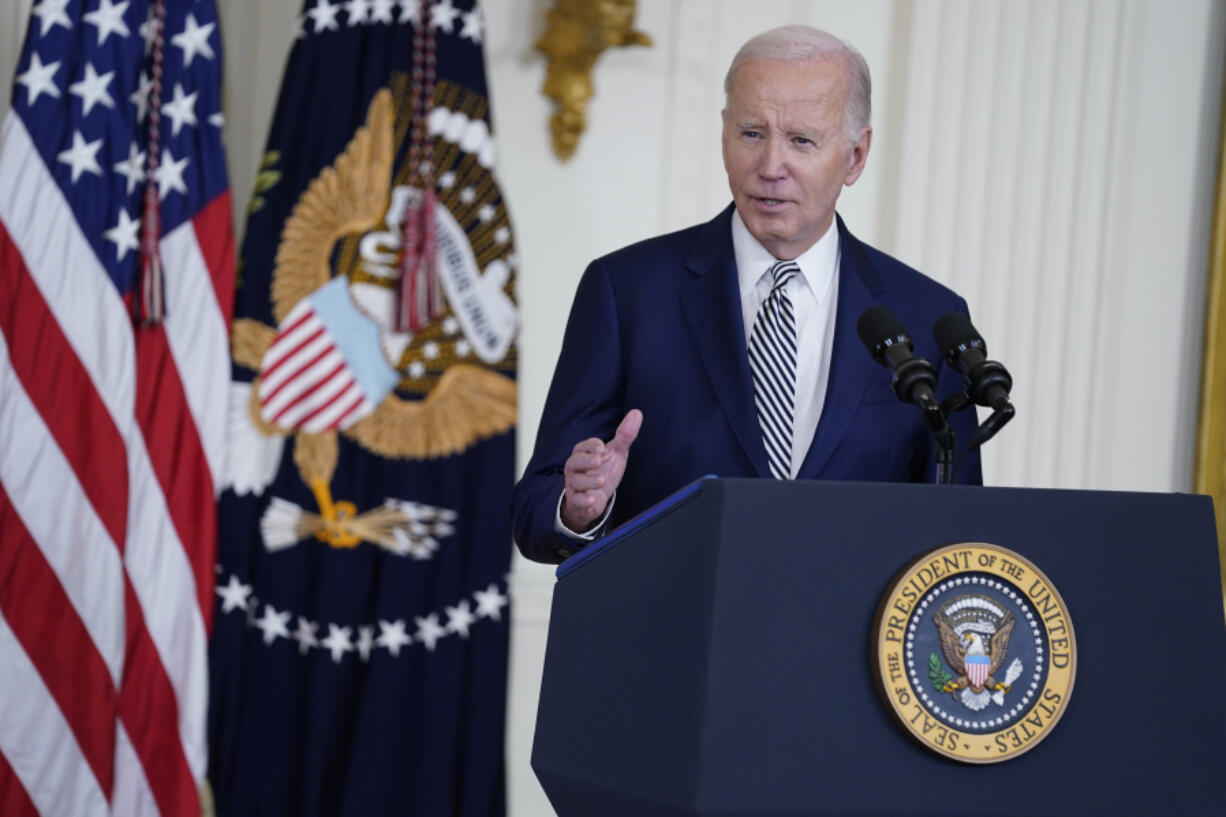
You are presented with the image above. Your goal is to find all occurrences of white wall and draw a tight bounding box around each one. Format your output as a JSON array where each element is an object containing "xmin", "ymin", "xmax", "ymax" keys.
[{"xmin": 2, "ymin": 2, "xmax": 1223, "ymax": 816}]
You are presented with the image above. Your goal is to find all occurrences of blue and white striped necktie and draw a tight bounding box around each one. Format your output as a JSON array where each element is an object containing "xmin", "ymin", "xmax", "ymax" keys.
[{"xmin": 748, "ymin": 260, "xmax": 800, "ymax": 480}]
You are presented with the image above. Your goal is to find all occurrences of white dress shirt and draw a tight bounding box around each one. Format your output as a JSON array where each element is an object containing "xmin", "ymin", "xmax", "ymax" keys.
[{"xmin": 731, "ymin": 210, "xmax": 840, "ymax": 478}]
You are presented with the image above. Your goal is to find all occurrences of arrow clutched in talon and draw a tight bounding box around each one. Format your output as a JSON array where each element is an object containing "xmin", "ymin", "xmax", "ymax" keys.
[
  {"xmin": 992, "ymin": 658, "xmax": 1023, "ymax": 706},
  {"xmin": 308, "ymin": 477, "xmax": 361, "ymax": 548}
]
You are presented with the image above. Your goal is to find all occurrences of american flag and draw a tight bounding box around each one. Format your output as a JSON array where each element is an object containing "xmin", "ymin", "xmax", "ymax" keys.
[{"xmin": 0, "ymin": 1, "xmax": 233, "ymax": 815}]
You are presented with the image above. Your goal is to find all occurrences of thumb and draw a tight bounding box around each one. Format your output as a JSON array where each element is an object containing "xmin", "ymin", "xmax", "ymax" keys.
[{"xmin": 606, "ymin": 409, "xmax": 643, "ymax": 456}]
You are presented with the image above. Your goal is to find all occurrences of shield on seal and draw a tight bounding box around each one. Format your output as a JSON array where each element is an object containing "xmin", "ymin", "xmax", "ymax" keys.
[
  {"xmin": 257, "ymin": 276, "xmax": 399, "ymax": 434},
  {"xmin": 966, "ymin": 653, "xmax": 991, "ymax": 687}
]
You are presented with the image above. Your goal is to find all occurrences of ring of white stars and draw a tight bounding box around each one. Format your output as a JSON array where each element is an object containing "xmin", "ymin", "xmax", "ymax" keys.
[
  {"xmin": 902, "ymin": 575, "xmax": 1046, "ymax": 731},
  {"xmin": 299, "ymin": 0, "xmax": 483, "ymax": 42},
  {"xmin": 215, "ymin": 571, "xmax": 509, "ymax": 664}
]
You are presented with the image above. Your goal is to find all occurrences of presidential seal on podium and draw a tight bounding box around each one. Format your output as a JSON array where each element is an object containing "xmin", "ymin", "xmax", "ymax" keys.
[{"xmin": 874, "ymin": 542, "xmax": 1077, "ymax": 763}]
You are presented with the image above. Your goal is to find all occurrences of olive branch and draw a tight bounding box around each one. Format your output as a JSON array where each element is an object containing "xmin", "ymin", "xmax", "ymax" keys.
[{"xmin": 928, "ymin": 652, "xmax": 953, "ymax": 693}]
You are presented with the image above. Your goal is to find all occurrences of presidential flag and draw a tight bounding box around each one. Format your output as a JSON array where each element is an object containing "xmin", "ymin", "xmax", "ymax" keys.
[
  {"xmin": 0, "ymin": 1, "xmax": 233, "ymax": 815},
  {"xmin": 209, "ymin": 1, "xmax": 516, "ymax": 815}
]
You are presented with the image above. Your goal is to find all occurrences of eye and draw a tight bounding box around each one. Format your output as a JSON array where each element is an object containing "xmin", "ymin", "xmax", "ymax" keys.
[{"xmin": 742, "ymin": 129, "xmax": 761, "ymax": 140}]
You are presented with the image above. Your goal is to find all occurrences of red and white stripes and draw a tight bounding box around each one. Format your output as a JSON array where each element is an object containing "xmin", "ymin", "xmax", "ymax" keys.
[
  {"xmin": 257, "ymin": 299, "xmax": 376, "ymax": 433},
  {"xmin": 0, "ymin": 101, "xmax": 231, "ymax": 815}
]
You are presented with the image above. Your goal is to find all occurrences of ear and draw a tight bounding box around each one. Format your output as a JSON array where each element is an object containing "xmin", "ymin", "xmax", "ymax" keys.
[
  {"xmin": 844, "ymin": 126, "xmax": 872, "ymax": 186},
  {"xmin": 720, "ymin": 108, "xmax": 731, "ymax": 170}
]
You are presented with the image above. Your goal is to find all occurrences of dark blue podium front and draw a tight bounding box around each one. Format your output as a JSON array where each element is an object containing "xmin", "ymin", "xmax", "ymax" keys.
[{"xmin": 531, "ymin": 478, "xmax": 1225, "ymax": 817}]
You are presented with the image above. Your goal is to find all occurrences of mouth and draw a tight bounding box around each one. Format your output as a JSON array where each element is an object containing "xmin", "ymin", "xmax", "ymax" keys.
[{"xmin": 750, "ymin": 196, "xmax": 791, "ymax": 208}]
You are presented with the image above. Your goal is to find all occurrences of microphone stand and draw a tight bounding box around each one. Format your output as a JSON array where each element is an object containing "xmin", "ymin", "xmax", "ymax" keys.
[
  {"xmin": 886, "ymin": 357, "xmax": 956, "ymax": 485},
  {"xmin": 919, "ymin": 394, "xmax": 956, "ymax": 485},
  {"xmin": 939, "ymin": 391, "xmax": 1015, "ymax": 454}
]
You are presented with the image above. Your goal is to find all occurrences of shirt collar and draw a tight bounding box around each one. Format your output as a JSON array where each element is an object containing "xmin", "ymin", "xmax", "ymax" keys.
[{"xmin": 731, "ymin": 209, "xmax": 840, "ymax": 304}]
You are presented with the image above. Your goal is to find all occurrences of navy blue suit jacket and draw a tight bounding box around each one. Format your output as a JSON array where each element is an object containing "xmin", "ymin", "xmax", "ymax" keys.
[{"xmin": 513, "ymin": 207, "xmax": 982, "ymax": 563}]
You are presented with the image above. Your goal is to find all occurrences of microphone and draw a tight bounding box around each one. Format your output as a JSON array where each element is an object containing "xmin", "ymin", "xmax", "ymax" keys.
[
  {"xmin": 858, "ymin": 306, "xmax": 956, "ymax": 484},
  {"xmin": 932, "ymin": 312, "xmax": 1013, "ymax": 411},
  {"xmin": 856, "ymin": 306, "xmax": 940, "ymax": 409}
]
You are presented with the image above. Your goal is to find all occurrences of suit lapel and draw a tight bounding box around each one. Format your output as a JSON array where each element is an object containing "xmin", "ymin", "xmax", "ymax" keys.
[
  {"xmin": 797, "ymin": 216, "xmax": 886, "ymax": 478},
  {"xmin": 681, "ymin": 207, "xmax": 771, "ymax": 478}
]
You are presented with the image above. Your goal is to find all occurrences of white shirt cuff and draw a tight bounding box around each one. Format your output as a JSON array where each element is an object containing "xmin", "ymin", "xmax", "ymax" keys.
[{"xmin": 553, "ymin": 489, "xmax": 616, "ymax": 542}]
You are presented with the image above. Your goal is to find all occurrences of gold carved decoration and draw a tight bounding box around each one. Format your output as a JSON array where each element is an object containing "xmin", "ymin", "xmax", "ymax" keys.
[
  {"xmin": 536, "ymin": 0, "xmax": 651, "ymax": 160},
  {"xmin": 1195, "ymin": 80, "xmax": 1226, "ymax": 616}
]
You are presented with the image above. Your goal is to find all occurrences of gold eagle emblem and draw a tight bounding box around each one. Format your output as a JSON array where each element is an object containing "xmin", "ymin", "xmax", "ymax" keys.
[
  {"xmin": 231, "ymin": 86, "xmax": 516, "ymax": 550},
  {"xmin": 933, "ymin": 595, "xmax": 1021, "ymax": 712}
]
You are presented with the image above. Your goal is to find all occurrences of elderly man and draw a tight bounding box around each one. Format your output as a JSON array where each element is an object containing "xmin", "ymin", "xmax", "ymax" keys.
[{"xmin": 513, "ymin": 25, "xmax": 982, "ymax": 564}]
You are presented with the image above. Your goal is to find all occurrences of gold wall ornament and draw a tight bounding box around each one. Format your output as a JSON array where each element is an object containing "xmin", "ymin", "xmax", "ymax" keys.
[
  {"xmin": 1195, "ymin": 79, "xmax": 1226, "ymax": 618},
  {"xmin": 536, "ymin": 0, "xmax": 651, "ymax": 160}
]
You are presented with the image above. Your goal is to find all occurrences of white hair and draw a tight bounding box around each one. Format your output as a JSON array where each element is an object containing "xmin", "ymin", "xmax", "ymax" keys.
[{"xmin": 723, "ymin": 25, "xmax": 872, "ymax": 145}]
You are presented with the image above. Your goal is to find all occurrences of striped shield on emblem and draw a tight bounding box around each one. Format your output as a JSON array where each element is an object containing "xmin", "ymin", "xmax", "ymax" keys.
[
  {"xmin": 257, "ymin": 276, "xmax": 400, "ymax": 433},
  {"xmin": 966, "ymin": 653, "xmax": 991, "ymax": 687}
]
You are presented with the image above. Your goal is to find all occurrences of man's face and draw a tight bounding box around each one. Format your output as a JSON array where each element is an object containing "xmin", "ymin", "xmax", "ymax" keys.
[{"xmin": 722, "ymin": 58, "xmax": 871, "ymax": 260}]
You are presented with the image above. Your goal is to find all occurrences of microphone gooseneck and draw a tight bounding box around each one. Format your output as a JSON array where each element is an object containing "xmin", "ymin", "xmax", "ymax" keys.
[{"xmin": 932, "ymin": 311, "xmax": 1015, "ymax": 451}]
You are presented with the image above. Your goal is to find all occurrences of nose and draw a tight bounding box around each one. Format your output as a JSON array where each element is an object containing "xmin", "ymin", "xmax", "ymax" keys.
[{"xmin": 758, "ymin": 136, "xmax": 787, "ymax": 180}]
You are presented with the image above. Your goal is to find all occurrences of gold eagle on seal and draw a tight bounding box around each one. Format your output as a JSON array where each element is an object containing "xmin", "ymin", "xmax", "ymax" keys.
[
  {"xmin": 934, "ymin": 602, "xmax": 1017, "ymax": 712},
  {"xmin": 230, "ymin": 88, "xmax": 516, "ymax": 551}
]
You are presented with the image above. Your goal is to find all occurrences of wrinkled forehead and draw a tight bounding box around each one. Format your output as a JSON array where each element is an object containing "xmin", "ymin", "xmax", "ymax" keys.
[{"xmin": 723, "ymin": 58, "xmax": 850, "ymax": 122}]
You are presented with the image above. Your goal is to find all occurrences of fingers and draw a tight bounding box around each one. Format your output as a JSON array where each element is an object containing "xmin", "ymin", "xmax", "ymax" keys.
[
  {"xmin": 565, "ymin": 471, "xmax": 607, "ymax": 492},
  {"xmin": 563, "ymin": 438, "xmax": 610, "ymax": 530},
  {"xmin": 564, "ymin": 446, "xmax": 604, "ymax": 474},
  {"xmin": 564, "ymin": 489, "xmax": 604, "ymax": 513},
  {"xmin": 560, "ymin": 489, "xmax": 605, "ymax": 533},
  {"xmin": 571, "ymin": 438, "xmax": 605, "ymax": 456},
  {"xmin": 606, "ymin": 409, "xmax": 643, "ymax": 456},
  {"xmin": 560, "ymin": 411, "xmax": 643, "ymax": 532}
]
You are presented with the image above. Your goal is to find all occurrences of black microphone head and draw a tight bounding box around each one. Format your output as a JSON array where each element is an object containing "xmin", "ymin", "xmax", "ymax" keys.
[
  {"xmin": 857, "ymin": 306, "xmax": 912, "ymax": 364},
  {"xmin": 933, "ymin": 311, "xmax": 986, "ymax": 363}
]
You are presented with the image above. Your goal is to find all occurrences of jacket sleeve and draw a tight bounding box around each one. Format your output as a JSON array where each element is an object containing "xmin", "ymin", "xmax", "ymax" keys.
[{"xmin": 511, "ymin": 259, "xmax": 628, "ymax": 563}]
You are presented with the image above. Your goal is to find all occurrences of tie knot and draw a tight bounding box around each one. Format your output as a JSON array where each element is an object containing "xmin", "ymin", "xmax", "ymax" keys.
[{"xmin": 769, "ymin": 260, "xmax": 800, "ymax": 291}]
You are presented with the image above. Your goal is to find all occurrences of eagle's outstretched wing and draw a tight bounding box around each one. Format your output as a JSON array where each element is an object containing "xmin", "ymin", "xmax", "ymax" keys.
[
  {"xmin": 934, "ymin": 614, "xmax": 965, "ymax": 671},
  {"xmin": 271, "ymin": 88, "xmax": 395, "ymax": 324},
  {"xmin": 988, "ymin": 613, "xmax": 1016, "ymax": 675},
  {"xmin": 345, "ymin": 364, "xmax": 516, "ymax": 459}
]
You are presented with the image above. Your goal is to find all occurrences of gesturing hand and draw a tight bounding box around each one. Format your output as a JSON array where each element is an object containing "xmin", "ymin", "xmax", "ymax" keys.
[{"xmin": 560, "ymin": 409, "xmax": 643, "ymax": 533}]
